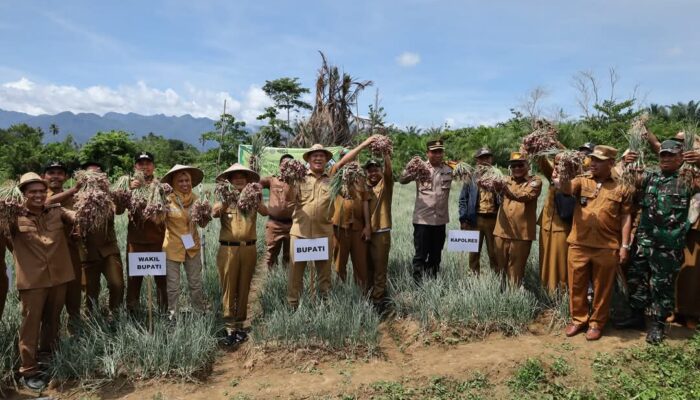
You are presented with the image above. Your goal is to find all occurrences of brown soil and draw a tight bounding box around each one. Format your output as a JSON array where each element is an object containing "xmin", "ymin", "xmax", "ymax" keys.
[{"xmin": 8, "ymin": 321, "xmax": 694, "ymax": 400}]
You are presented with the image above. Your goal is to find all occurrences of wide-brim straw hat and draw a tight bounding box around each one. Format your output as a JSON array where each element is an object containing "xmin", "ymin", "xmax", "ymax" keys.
[
  {"xmin": 303, "ymin": 144, "xmax": 333, "ymax": 162},
  {"xmin": 161, "ymin": 164, "xmax": 204, "ymax": 187},
  {"xmin": 216, "ymin": 163, "xmax": 260, "ymax": 182},
  {"xmin": 19, "ymin": 172, "xmax": 48, "ymax": 191}
]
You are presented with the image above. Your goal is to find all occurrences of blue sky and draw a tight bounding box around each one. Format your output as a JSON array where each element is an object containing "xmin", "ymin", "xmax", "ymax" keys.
[{"xmin": 1, "ymin": 0, "xmax": 698, "ymax": 127}]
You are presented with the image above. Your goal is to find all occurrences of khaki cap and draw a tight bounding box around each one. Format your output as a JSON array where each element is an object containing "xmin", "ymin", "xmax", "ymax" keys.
[
  {"xmin": 19, "ymin": 172, "xmax": 48, "ymax": 191},
  {"xmin": 161, "ymin": 164, "xmax": 204, "ymax": 186},
  {"xmin": 508, "ymin": 151, "xmax": 527, "ymax": 163},
  {"xmin": 589, "ymin": 145, "xmax": 618, "ymax": 161},
  {"xmin": 303, "ymin": 144, "xmax": 333, "ymax": 162},
  {"xmin": 216, "ymin": 163, "xmax": 260, "ymax": 182}
]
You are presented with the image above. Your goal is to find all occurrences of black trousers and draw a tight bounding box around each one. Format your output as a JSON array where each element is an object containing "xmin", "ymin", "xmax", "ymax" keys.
[{"xmin": 412, "ymin": 224, "xmax": 447, "ymax": 282}]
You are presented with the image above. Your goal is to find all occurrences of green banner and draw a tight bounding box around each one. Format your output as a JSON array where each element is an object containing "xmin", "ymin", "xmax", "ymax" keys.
[{"xmin": 237, "ymin": 145, "xmax": 344, "ymax": 177}]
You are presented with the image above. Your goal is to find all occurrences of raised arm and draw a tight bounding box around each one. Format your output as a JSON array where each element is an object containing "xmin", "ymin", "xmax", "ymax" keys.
[
  {"xmin": 502, "ymin": 177, "xmax": 542, "ymax": 202},
  {"xmin": 46, "ymin": 186, "xmax": 78, "ymax": 205},
  {"xmin": 335, "ymin": 136, "xmax": 376, "ymax": 171},
  {"xmin": 260, "ymin": 176, "xmax": 272, "ymax": 189}
]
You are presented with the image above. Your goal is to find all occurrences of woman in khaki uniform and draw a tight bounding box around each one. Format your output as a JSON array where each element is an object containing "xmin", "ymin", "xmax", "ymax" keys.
[
  {"xmin": 538, "ymin": 156, "xmax": 572, "ymax": 293},
  {"xmin": 213, "ymin": 164, "xmax": 267, "ymax": 346},
  {"xmin": 161, "ymin": 165, "xmax": 209, "ymax": 318}
]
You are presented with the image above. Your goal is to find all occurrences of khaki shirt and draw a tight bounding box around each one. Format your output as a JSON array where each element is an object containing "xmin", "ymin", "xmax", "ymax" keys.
[
  {"xmin": 289, "ymin": 170, "xmax": 335, "ymax": 239},
  {"xmin": 163, "ymin": 193, "xmax": 201, "ymax": 262},
  {"xmin": 127, "ymin": 179, "xmax": 166, "ymax": 246},
  {"xmin": 47, "ymin": 188, "xmax": 79, "ymax": 249},
  {"xmin": 266, "ymin": 177, "xmax": 294, "ymax": 220},
  {"xmin": 477, "ymin": 189, "xmax": 497, "ymax": 214},
  {"xmin": 215, "ymin": 203, "xmax": 258, "ymax": 242},
  {"xmin": 407, "ymin": 163, "xmax": 453, "ymax": 226},
  {"xmin": 537, "ymin": 158, "xmax": 570, "ymax": 233},
  {"xmin": 331, "ymin": 178, "xmax": 369, "ymax": 231},
  {"xmin": 563, "ymin": 174, "xmax": 634, "ymax": 249},
  {"xmin": 9, "ymin": 205, "xmax": 76, "ymax": 290},
  {"xmin": 368, "ymin": 170, "xmax": 394, "ymax": 232},
  {"xmin": 80, "ymin": 214, "xmax": 120, "ymax": 263},
  {"xmin": 494, "ymin": 175, "xmax": 542, "ymax": 241}
]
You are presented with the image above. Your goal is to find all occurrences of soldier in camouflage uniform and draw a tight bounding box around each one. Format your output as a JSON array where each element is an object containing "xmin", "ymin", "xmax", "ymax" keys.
[{"xmin": 618, "ymin": 140, "xmax": 696, "ymax": 344}]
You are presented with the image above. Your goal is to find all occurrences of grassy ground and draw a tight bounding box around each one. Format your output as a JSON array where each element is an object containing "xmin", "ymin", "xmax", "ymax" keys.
[{"xmin": 0, "ymin": 179, "xmax": 697, "ymax": 399}]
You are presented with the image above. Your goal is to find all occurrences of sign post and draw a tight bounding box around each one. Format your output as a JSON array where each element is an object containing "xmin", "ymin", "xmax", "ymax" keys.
[
  {"xmin": 128, "ymin": 252, "xmax": 167, "ymax": 333},
  {"xmin": 293, "ymin": 238, "xmax": 329, "ymax": 301},
  {"xmin": 446, "ymin": 230, "xmax": 480, "ymax": 253}
]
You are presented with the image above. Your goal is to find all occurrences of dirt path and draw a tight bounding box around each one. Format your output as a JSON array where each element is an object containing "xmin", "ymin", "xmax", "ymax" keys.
[{"xmin": 30, "ymin": 322, "xmax": 688, "ymax": 400}]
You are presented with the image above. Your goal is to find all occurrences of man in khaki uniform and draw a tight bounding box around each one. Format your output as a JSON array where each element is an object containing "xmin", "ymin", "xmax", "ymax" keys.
[
  {"xmin": 260, "ymin": 154, "xmax": 295, "ymax": 269},
  {"xmin": 331, "ymin": 141, "xmax": 371, "ymax": 289},
  {"xmin": 125, "ymin": 152, "xmax": 168, "ymax": 312},
  {"xmin": 400, "ymin": 140, "xmax": 453, "ymax": 282},
  {"xmin": 493, "ymin": 152, "xmax": 542, "ymax": 286},
  {"xmin": 9, "ymin": 172, "xmax": 76, "ymax": 391},
  {"xmin": 286, "ymin": 144, "xmax": 335, "ymax": 309},
  {"xmin": 559, "ymin": 145, "xmax": 634, "ymax": 341},
  {"xmin": 79, "ymin": 162, "xmax": 124, "ymax": 314},
  {"xmin": 459, "ymin": 147, "xmax": 500, "ymax": 273},
  {"xmin": 43, "ymin": 161, "xmax": 83, "ymax": 325},
  {"xmin": 0, "ymin": 236, "xmax": 8, "ymax": 318}
]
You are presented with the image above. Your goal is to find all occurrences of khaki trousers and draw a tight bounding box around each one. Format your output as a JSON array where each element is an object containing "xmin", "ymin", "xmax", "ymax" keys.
[
  {"xmin": 333, "ymin": 227, "xmax": 369, "ymax": 289},
  {"xmin": 18, "ymin": 284, "xmax": 67, "ymax": 377},
  {"xmin": 264, "ymin": 219, "xmax": 291, "ymax": 269},
  {"xmin": 0, "ymin": 265, "xmax": 7, "ymax": 318},
  {"xmin": 367, "ymin": 231, "xmax": 391, "ymax": 303},
  {"xmin": 166, "ymin": 254, "xmax": 205, "ymax": 313},
  {"xmin": 126, "ymin": 243, "xmax": 168, "ymax": 312},
  {"xmin": 568, "ymin": 245, "xmax": 618, "ymax": 329},
  {"xmin": 539, "ymin": 227, "xmax": 570, "ymax": 293},
  {"xmin": 64, "ymin": 242, "xmax": 83, "ymax": 321},
  {"xmin": 287, "ymin": 235, "xmax": 332, "ymax": 308},
  {"xmin": 84, "ymin": 253, "xmax": 125, "ymax": 313},
  {"xmin": 468, "ymin": 215, "xmax": 498, "ymax": 273},
  {"xmin": 494, "ymin": 237, "xmax": 532, "ymax": 286},
  {"xmin": 217, "ymin": 243, "xmax": 256, "ymax": 332}
]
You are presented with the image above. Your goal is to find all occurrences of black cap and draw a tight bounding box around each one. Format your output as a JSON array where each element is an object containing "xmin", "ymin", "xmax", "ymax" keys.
[
  {"xmin": 427, "ymin": 140, "xmax": 445, "ymax": 151},
  {"xmin": 474, "ymin": 147, "xmax": 493, "ymax": 158},
  {"xmin": 81, "ymin": 161, "xmax": 103, "ymax": 170},
  {"xmin": 578, "ymin": 142, "xmax": 596, "ymax": 153},
  {"xmin": 280, "ymin": 153, "xmax": 294, "ymax": 163},
  {"xmin": 363, "ymin": 159, "xmax": 381, "ymax": 169},
  {"xmin": 43, "ymin": 161, "xmax": 68, "ymax": 173},
  {"xmin": 659, "ymin": 139, "xmax": 683, "ymax": 154},
  {"xmin": 134, "ymin": 151, "xmax": 155, "ymax": 163}
]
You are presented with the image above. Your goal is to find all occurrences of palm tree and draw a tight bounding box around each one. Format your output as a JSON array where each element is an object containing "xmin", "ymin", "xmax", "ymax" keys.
[{"xmin": 49, "ymin": 123, "xmax": 59, "ymax": 136}]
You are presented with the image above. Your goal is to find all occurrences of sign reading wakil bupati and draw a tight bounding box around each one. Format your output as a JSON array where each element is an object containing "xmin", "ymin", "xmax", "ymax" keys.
[
  {"xmin": 128, "ymin": 252, "xmax": 167, "ymax": 276},
  {"xmin": 447, "ymin": 230, "xmax": 480, "ymax": 253},
  {"xmin": 293, "ymin": 237, "xmax": 329, "ymax": 262}
]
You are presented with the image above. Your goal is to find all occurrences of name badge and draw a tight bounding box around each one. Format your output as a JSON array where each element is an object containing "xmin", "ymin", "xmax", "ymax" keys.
[{"xmin": 181, "ymin": 233, "xmax": 196, "ymax": 249}]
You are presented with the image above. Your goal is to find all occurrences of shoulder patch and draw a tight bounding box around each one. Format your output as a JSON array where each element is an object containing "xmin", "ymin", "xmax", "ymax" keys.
[{"xmin": 530, "ymin": 180, "xmax": 541, "ymax": 187}]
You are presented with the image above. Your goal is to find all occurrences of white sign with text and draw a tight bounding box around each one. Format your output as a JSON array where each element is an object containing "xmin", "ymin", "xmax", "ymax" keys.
[
  {"xmin": 293, "ymin": 237, "xmax": 329, "ymax": 262},
  {"xmin": 128, "ymin": 252, "xmax": 167, "ymax": 276},
  {"xmin": 447, "ymin": 230, "xmax": 480, "ymax": 253}
]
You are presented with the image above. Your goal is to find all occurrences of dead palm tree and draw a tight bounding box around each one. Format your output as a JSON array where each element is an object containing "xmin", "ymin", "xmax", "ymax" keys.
[{"xmin": 293, "ymin": 51, "xmax": 372, "ymax": 147}]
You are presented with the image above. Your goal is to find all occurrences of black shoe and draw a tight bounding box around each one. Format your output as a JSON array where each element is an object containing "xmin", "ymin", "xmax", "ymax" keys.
[
  {"xmin": 646, "ymin": 322, "xmax": 665, "ymax": 345},
  {"xmin": 615, "ymin": 312, "xmax": 646, "ymax": 330},
  {"xmin": 233, "ymin": 330, "xmax": 249, "ymax": 344},
  {"xmin": 20, "ymin": 374, "xmax": 47, "ymax": 392},
  {"xmin": 220, "ymin": 333, "xmax": 237, "ymax": 346}
]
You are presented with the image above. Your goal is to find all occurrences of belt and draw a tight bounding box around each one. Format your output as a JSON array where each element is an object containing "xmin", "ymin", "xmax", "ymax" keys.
[
  {"xmin": 477, "ymin": 213, "xmax": 497, "ymax": 218},
  {"xmin": 269, "ymin": 216, "xmax": 293, "ymax": 223},
  {"xmin": 219, "ymin": 240, "xmax": 257, "ymax": 246}
]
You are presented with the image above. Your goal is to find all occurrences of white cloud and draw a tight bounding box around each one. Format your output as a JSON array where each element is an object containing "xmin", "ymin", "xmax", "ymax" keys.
[
  {"xmin": 0, "ymin": 78, "xmax": 274, "ymax": 123},
  {"xmin": 665, "ymin": 46, "xmax": 683, "ymax": 57},
  {"xmin": 396, "ymin": 51, "xmax": 421, "ymax": 67}
]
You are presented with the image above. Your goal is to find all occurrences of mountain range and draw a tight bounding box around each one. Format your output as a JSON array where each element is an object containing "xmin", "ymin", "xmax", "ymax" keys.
[{"xmin": 0, "ymin": 109, "xmax": 220, "ymax": 145}]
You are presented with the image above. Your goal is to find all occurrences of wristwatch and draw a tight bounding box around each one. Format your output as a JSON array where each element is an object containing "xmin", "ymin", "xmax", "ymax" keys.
[{"xmin": 621, "ymin": 244, "xmax": 631, "ymax": 250}]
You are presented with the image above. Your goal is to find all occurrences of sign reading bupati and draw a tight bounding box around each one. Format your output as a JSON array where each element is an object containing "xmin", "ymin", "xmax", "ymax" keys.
[
  {"xmin": 128, "ymin": 252, "xmax": 167, "ymax": 276},
  {"xmin": 293, "ymin": 237, "xmax": 329, "ymax": 262},
  {"xmin": 447, "ymin": 230, "xmax": 480, "ymax": 253}
]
